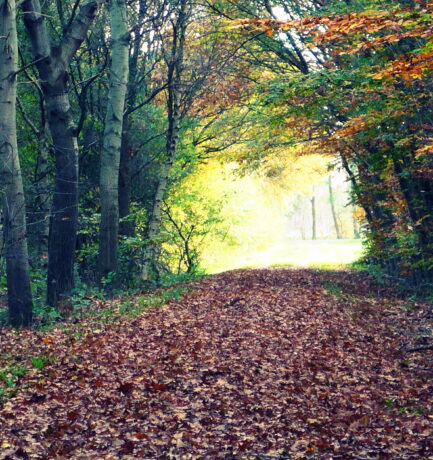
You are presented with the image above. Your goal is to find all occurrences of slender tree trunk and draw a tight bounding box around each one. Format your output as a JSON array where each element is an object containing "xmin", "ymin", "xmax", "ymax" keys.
[
  {"xmin": 141, "ymin": 0, "xmax": 188, "ymax": 281},
  {"xmin": 118, "ymin": 118, "xmax": 134, "ymax": 236},
  {"xmin": 118, "ymin": 0, "xmax": 149, "ymax": 237},
  {"xmin": 311, "ymin": 195, "xmax": 316, "ymax": 240},
  {"xmin": 99, "ymin": 0, "xmax": 129, "ymax": 278},
  {"xmin": 141, "ymin": 121, "xmax": 181, "ymax": 279},
  {"xmin": 22, "ymin": 0, "xmax": 100, "ymax": 306},
  {"xmin": 338, "ymin": 150, "xmax": 374, "ymax": 225},
  {"xmin": 328, "ymin": 175, "xmax": 342, "ymax": 239},
  {"xmin": 352, "ymin": 204, "xmax": 360, "ymax": 239},
  {"xmin": 0, "ymin": 0, "xmax": 33, "ymax": 327}
]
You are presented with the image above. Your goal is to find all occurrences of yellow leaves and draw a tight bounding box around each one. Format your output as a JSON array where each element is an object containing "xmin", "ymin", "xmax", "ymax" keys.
[
  {"xmin": 360, "ymin": 9, "xmax": 389, "ymax": 18},
  {"xmin": 415, "ymin": 215, "xmax": 431, "ymax": 226},
  {"xmin": 415, "ymin": 139, "xmax": 433, "ymax": 157}
]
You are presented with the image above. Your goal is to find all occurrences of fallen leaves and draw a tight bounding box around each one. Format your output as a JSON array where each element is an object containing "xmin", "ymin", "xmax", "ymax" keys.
[{"xmin": 0, "ymin": 268, "xmax": 432, "ymax": 458}]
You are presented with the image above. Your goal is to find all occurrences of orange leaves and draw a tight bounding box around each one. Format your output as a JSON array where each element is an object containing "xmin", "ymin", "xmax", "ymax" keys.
[
  {"xmin": 373, "ymin": 50, "xmax": 433, "ymax": 82},
  {"xmin": 415, "ymin": 139, "xmax": 433, "ymax": 156},
  {"xmin": 236, "ymin": 4, "xmax": 433, "ymax": 86}
]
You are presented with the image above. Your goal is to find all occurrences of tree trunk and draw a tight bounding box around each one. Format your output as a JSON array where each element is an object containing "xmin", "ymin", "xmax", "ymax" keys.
[
  {"xmin": 34, "ymin": 119, "xmax": 51, "ymax": 254},
  {"xmin": 311, "ymin": 195, "xmax": 316, "ymax": 240},
  {"xmin": 22, "ymin": 0, "xmax": 100, "ymax": 306},
  {"xmin": 118, "ymin": 0, "xmax": 149, "ymax": 237},
  {"xmin": 141, "ymin": 133, "xmax": 180, "ymax": 280},
  {"xmin": 141, "ymin": 0, "xmax": 188, "ymax": 281},
  {"xmin": 0, "ymin": 0, "xmax": 33, "ymax": 327},
  {"xmin": 118, "ymin": 118, "xmax": 134, "ymax": 236},
  {"xmin": 338, "ymin": 150, "xmax": 374, "ymax": 225},
  {"xmin": 328, "ymin": 175, "xmax": 342, "ymax": 239},
  {"xmin": 352, "ymin": 204, "xmax": 360, "ymax": 239},
  {"xmin": 98, "ymin": 0, "xmax": 129, "ymax": 279}
]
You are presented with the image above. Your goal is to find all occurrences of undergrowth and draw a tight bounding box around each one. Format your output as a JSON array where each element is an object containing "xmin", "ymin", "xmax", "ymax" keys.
[
  {"xmin": 0, "ymin": 270, "xmax": 201, "ymax": 329},
  {"xmin": 0, "ymin": 272, "xmax": 197, "ymax": 403}
]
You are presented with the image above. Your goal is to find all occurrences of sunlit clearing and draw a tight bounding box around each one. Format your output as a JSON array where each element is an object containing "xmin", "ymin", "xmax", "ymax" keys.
[
  {"xmin": 188, "ymin": 157, "xmax": 364, "ymax": 274},
  {"xmin": 203, "ymin": 240, "xmax": 363, "ymax": 274}
]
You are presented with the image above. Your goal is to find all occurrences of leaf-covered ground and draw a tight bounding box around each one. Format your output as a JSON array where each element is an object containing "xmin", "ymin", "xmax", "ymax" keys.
[{"xmin": 1, "ymin": 268, "xmax": 432, "ymax": 459}]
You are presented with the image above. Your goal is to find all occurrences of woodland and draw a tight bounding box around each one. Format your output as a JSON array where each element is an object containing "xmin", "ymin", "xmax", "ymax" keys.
[{"xmin": 0, "ymin": 0, "xmax": 433, "ymax": 458}]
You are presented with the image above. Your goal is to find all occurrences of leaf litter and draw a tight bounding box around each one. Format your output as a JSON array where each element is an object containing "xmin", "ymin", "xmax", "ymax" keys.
[{"xmin": 0, "ymin": 268, "xmax": 432, "ymax": 459}]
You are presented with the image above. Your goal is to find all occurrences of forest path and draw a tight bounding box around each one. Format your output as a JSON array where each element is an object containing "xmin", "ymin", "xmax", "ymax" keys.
[{"xmin": 1, "ymin": 268, "xmax": 432, "ymax": 459}]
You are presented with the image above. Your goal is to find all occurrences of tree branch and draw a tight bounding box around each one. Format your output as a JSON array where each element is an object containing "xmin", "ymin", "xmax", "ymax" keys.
[{"xmin": 59, "ymin": 0, "xmax": 101, "ymax": 66}]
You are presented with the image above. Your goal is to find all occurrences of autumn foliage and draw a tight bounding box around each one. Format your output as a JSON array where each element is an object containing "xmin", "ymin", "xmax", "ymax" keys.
[
  {"xmin": 0, "ymin": 269, "xmax": 432, "ymax": 457},
  {"xmin": 236, "ymin": 0, "xmax": 433, "ymax": 284}
]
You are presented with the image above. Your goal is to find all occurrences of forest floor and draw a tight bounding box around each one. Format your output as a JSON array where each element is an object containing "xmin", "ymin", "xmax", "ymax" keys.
[{"xmin": 0, "ymin": 268, "xmax": 432, "ymax": 459}]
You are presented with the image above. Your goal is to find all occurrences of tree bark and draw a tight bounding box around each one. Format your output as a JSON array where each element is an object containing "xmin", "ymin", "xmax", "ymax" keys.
[
  {"xmin": 98, "ymin": 0, "xmax": 129, "ymax": 279},
  {"xmin": 311, "ymin": 195, "xmax": 316, "ymax": 240},
  {"xmin": 0, "ymin": 0, "xmax": 33, "ymax": 327},
  {"xmin": 118, "ymin": 117, "xmax": 133, "ymax": 236},
  {"xmin": 328, "ymin": 175, "xmax": 342, "ymax": 239},
  {"xmin": 22, "ymin": 0, "xmax": 100, "ymax": 306},
  {"xmin": 141, "ymin": 0, "xmax": 188, "ymax": 281}
]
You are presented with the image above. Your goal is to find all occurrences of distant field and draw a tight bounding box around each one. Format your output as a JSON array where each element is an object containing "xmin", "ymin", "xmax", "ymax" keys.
[{"xmin": 202, "ymin": 239, "xmax": 364, "ymax": 274}]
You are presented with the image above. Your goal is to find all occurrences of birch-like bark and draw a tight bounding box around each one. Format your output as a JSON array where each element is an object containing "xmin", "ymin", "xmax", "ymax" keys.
[
  {"xmin": 22, "ymin": 0, "xmax": 100, "ymax": 306},
  {"xmin": 141, "ymin": 0, "xmax": 188, "ymax": 281},
  {"xmin": 0, "ymin": 0, "xmax": 33, "ymax": 327},
  {"xmin": 98, "ymin": 0, "xmax": 129, "ymax": 278}
]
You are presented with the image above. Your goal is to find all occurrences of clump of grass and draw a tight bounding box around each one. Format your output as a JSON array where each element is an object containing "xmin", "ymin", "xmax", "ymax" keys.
[
  {"xmin": 72, "ymin": 285, "xmax": 190, "ymax": 330},
  {"xmin": 0, "ymin": 364, "xmax": 27, "ymax": 400},
  {"xmin": 30, "ymin": 355, "xmax": 49, "ymax": 370},
  {"xmin": 126, "ymin": 286, "xmax": 188, "ymax": 318}
]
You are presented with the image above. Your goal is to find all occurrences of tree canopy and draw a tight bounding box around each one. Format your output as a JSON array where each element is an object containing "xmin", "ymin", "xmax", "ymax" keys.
[{"xmin": 1, "ymin": 0, "xmax": 433, "ymax": 325}]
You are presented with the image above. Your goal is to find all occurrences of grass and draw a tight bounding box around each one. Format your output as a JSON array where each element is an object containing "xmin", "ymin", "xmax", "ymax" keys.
[
  {"xmin": 202, "ymin": 239, "xmax": 363, "ymax": 274},
  {"xmin": 0, "ymin": 364, "xmax": 27, "ymax": 401},
  {"xmin": 67, "ymin": 285, "xmax": 191, "ymax": 333}
]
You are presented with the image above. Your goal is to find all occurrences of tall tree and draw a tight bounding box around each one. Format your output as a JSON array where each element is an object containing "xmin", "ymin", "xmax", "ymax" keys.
[
  {"xmin": 311, "ymin": 195, "xmax": 316, "ymax": 240},
  {"xmin": 328, "ymin": 175, "xmax": 341, "ymax": 239},
  {"xmin": 22, "ymin": 0, "xmax": 101, "ymax": 306},
  {"xmin": 98, "ymin": 0, "xmax": 129, "ymax": 279},
  {"xmin": 141, "ymin": 0, "xmax": 190, "ymax": 280},
  {"xmin": 118, "ymin": 0, "xmax": 169, "ymax": 237},
  {"xmin": 0, "ymin": 0, "xmax": 33, "ymax": 326}
]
